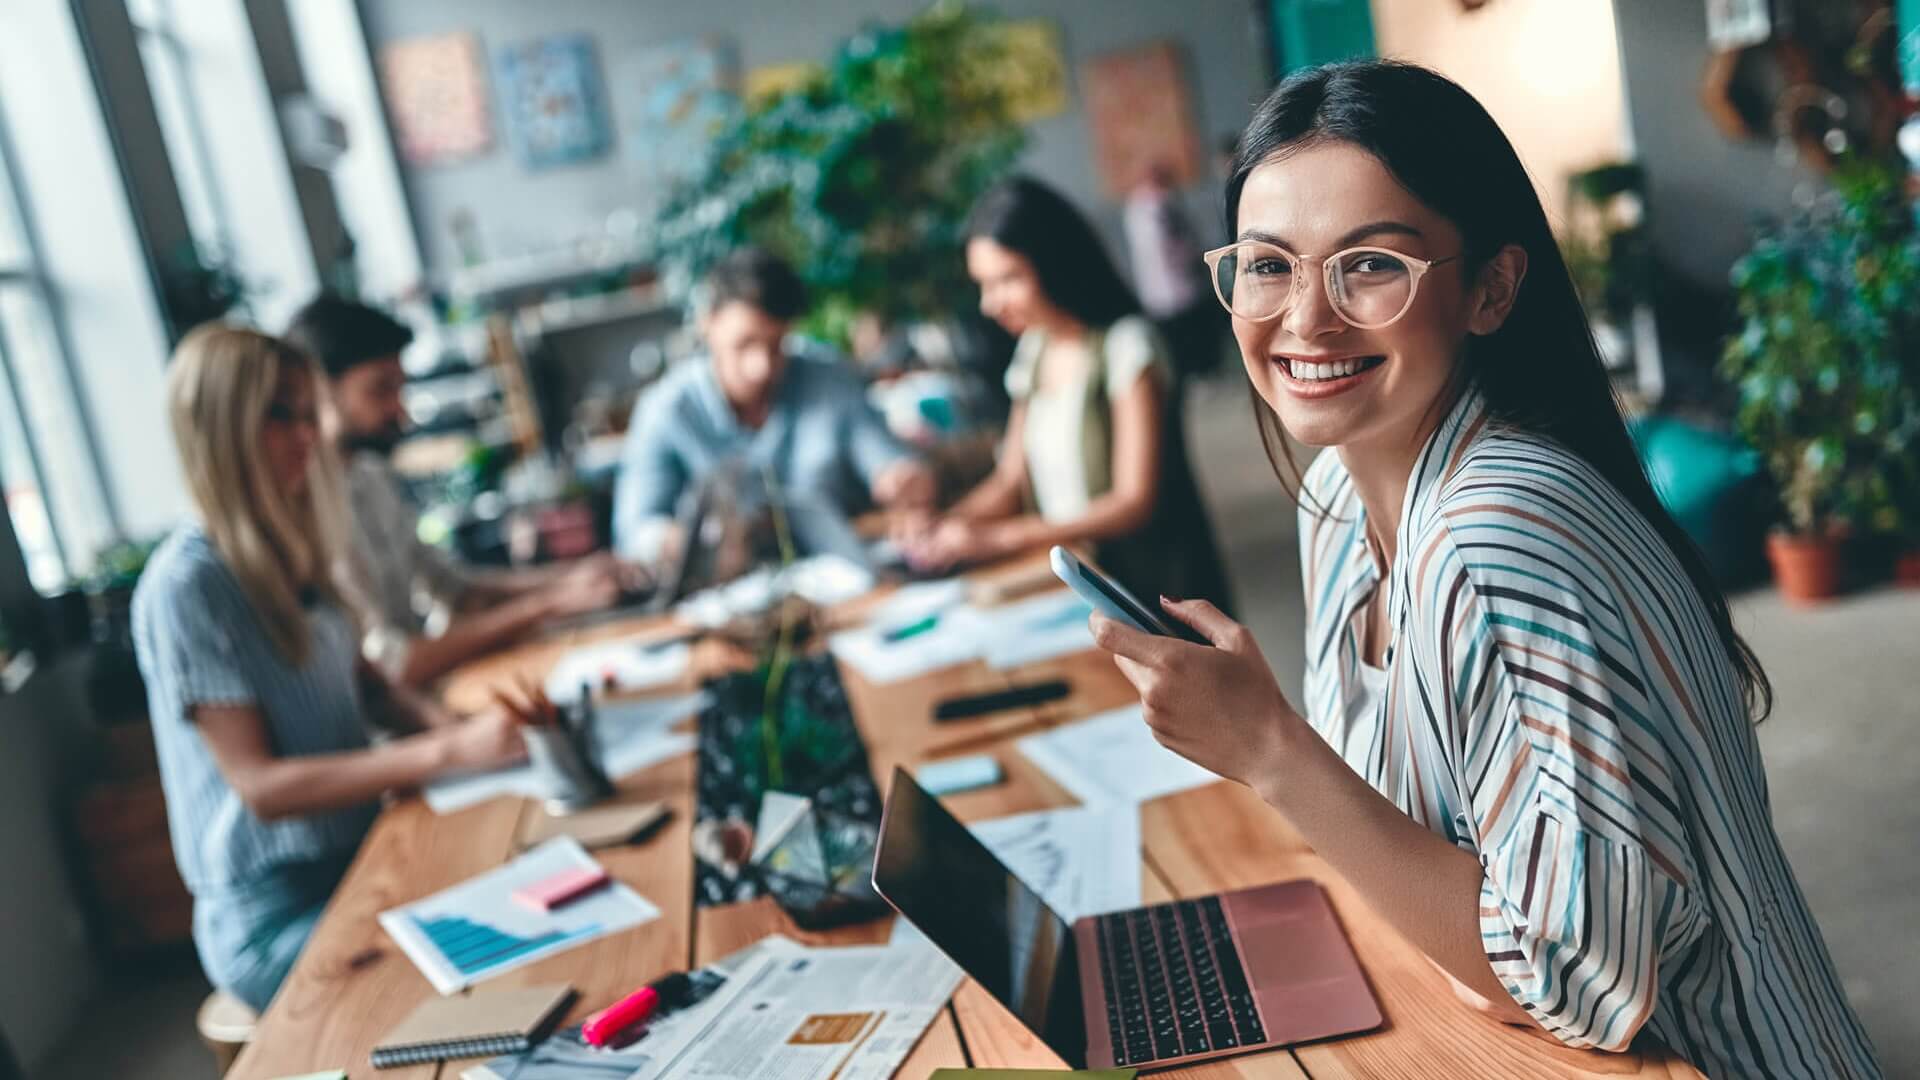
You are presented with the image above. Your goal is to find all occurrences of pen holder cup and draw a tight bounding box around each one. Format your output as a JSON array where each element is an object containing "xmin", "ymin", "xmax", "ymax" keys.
[{"xmin": 523, "ymin": 721, "xmax": 614, "ymax": 815}]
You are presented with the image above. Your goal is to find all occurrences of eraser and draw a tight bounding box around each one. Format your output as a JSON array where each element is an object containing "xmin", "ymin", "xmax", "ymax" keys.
[
  {"xmin": 917, "ymin": 754, "xmax": 1004, "ymax": 796},
  {"xmin": 512, "ymin": 865, "xmax": 611, "ymax": 912}
]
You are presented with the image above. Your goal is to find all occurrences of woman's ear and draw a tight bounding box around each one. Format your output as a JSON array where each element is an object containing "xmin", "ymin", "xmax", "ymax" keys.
[{"xmin": 1466, "ymin": 244, "xmax": 1528, "ymax": 336}]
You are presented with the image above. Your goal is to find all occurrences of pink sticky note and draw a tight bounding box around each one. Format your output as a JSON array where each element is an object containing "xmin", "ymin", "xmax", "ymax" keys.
[{"xmin": 512, "ymin": 865, "xmax": 611, "ymax": 912}]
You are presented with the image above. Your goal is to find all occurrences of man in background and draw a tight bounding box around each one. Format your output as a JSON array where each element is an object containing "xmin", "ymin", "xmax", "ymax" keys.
[
  {"xmin": 611, "ymin": 248, "xmax": 935, "ymax": 562},
  {"xmin": 1123, "ymin": 161, "xmax": 1226, "ymax": 384},
  {"xmin": 285, "ymin": 296, "xmax": 626, "ymax": 687}
]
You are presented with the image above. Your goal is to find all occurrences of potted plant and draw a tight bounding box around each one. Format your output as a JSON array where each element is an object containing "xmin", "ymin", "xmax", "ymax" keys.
[
  {"xmin": 650, "ymin": 2, "xmax": 1028, "ymax": 351},
  {"xmin": 77, "ymin": 536, "xmax": 163, "ymax": 723},
  {"xmin": 1720, "ymin": 158, "xmax": 1920, "ymax": 603}
]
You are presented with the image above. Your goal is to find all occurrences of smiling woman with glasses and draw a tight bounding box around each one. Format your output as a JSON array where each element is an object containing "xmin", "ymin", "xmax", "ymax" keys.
[{"xmin": 1089, "ymin": 60, "xmax": 1880, "ymax": 1079}]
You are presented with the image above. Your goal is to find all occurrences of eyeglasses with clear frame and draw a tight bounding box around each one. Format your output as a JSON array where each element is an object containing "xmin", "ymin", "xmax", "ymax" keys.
[{"xmin": 1201, "ymin": 239, "xmax": 1461, "ymax": 330}]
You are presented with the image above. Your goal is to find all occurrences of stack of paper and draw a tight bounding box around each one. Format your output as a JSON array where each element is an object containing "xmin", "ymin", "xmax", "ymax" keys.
[
  {"xmin": 976, "ymin": 590, "xmax": 1095, "ymax": 670},
  {"xmin": 830, "ymin": 587, "xmax": 1095, "ymax": 685},
  {"xmin": 971, "ymin": 804, "xmax": 1142, "ymax": 920},
  {"xmin": 1017, "ymin": 705, "xmax": 1222, "ymax": 807},
  {"xmin": 471, "ymin": 934, "xmax": 961, "ymax": 1080}
]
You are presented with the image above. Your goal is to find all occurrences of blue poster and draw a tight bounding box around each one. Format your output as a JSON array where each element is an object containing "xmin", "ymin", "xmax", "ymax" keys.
[{"xmin": 497, "ymin": 33, "xmax": 613, "ymax": 168}]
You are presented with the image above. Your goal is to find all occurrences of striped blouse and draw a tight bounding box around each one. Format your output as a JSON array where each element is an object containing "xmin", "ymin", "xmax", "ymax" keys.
[{"xmin": 1297, "ymin": 389, "xmax": 1880, "ymax": 1079}]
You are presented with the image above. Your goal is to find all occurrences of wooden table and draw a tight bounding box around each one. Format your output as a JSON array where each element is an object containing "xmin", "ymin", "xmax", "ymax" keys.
[{"xmin": 227, "ymin": 556, "xmax": 1705, "ymax": 1079}]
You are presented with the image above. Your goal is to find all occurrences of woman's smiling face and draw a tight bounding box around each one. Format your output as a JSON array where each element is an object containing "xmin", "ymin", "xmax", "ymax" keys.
[{"xmin": 1230, "ymin": 140, "xmax": 1479, "ymax": 453}]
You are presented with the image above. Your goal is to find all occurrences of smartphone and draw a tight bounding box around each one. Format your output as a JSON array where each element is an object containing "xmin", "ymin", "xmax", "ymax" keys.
[{"xmin": 1049, "ymin": 546, "xmax": 1210, "ymax": 646}]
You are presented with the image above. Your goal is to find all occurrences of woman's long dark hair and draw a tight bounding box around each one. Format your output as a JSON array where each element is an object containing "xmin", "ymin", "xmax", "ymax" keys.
[
  {"xmin": 966, "ymin": 175, "xmax": 1142, "ymax": 329},
  {"xmin": 1229, "ymin": 60, "xmax": 1772, "ymax": 720}
]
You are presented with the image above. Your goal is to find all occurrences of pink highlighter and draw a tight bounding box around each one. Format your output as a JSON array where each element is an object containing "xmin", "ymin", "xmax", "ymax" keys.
[
  {"xmin": 582, "ymin": 973, "xmax": 694, "ymax": 1047},
  {"xmin": 582, "ymin": 983, "xmax": 662, "ymax": 1047},
  {"xmin": 511, "ymin": 865, "xmax": 611, "ymax": 912}
]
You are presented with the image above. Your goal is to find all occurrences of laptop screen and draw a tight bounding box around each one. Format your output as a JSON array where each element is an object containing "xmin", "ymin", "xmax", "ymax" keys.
[{"xmin": 873, "ymin": 767, "xmax": 1087, "ymax": 1068}]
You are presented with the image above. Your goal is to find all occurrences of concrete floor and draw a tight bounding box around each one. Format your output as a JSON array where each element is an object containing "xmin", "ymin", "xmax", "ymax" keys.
[{"xmin": 33, "ymin": 376, "xmax": 1918, "ymax": 1078}]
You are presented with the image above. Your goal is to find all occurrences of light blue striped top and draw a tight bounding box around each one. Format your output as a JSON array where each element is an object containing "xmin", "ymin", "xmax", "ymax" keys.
[
  {"xmin": 1298, "ymin": 389, "xmax": 1880, "ymax": 1078},
  {"xmin": 132, "ymin": 525, "xmax": 377, "ymax": 900}
]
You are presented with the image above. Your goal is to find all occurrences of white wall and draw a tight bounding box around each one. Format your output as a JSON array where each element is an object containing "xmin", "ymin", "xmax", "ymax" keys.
[
  {"xmin": 355, "ymin": 0, "xmax": 1271, "ymax": 276},
  {"xmin": 1368, "ymin": 0, "xmax": 1631, "ymax": 228}
]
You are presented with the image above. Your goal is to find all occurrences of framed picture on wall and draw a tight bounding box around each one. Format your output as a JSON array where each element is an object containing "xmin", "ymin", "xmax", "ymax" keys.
[
  {"xmin": 1082, "ymin": 41, "xmax": 1202, "ymax": 196},
  {"xmin": 624, "ymin": 37, "xmax": 737, "ymax": 186},
  {"xmin": 378, "ymin": 31, "xmax": 493, "ymax": 166},
  {"xmin": 496, "ymin": 34, "xmax": 614, "ymax": 169}
]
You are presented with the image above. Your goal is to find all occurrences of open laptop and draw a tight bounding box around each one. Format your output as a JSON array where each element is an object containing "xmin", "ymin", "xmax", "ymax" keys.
[{"xmin": 872, "ymin": 768, "xmax": 1382, "ymax": 1071}]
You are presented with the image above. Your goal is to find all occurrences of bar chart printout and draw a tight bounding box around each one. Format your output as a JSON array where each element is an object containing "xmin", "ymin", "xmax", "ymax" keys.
[{"xmin": 379, "ymin": 837, "xmax": 659, "ymax": 993}]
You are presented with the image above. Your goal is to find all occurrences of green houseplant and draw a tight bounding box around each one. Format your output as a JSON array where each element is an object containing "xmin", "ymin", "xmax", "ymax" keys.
[
  {"xmin": 650, "ymin": 1, "xmax": 1028, "ymax": 348},
  {"xmin": 1720, "ymin": 157, "xmax": 1920, "ymax": 602}
]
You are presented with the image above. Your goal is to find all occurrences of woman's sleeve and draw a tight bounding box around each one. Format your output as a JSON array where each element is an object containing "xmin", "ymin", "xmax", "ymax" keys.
[
  {"xmin": 1411, "ymin": 523, "xmax": 1708, "ymax": 1050},
  {"xmin": 150, "ymin": 575, "xmax": 257, "ymax": 712},
  {"xmin": 1100, "ymin": 317, "xmax": 1171, "ymax": 400},
  {"xmin": 1002, "ymin": 330, "xmax": 1042, "ymax": 399}
]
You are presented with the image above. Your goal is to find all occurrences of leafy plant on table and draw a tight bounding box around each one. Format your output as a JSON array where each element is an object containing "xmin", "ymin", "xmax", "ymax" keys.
[
  {"xmin": 1720, "ymin": 157, "xmax": 1920, "ymax": 537},
  {"xmin": 650, "ymin": 1, "xmax": 1028, "ymax": 348}
]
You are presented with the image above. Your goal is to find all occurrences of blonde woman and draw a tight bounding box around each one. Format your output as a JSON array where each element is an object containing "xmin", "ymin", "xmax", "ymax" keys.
[{"xmin": 132, "ymin": 325, "xmax": 527, "ymax": 1011}]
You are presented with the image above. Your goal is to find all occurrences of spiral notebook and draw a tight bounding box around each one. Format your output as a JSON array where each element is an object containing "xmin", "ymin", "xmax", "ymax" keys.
[{"xmin": 371, "ymin": 984, "xmax": 574, "ymax": 1069}]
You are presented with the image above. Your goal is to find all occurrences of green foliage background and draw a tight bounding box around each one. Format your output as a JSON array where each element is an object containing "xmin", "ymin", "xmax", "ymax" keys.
[
  {"xmin": 650, "ymin": 2, "xmax": 1029, "ymax": 346},
  {"xmin": 1721, "ymin": 158, "xmax": 1920, "ymax": 537}
]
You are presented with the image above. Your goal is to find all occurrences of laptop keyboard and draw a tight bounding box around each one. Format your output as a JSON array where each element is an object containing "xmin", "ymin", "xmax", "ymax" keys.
[{"xmin": 1093, "ymin": 895, "xmax": 1267, "ymax": 1065}]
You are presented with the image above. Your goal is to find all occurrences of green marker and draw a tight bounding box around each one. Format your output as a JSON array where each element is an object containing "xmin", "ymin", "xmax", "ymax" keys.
[{"xmin": 881, "ymin": 613, "xmax": 940, "ymax": 643}]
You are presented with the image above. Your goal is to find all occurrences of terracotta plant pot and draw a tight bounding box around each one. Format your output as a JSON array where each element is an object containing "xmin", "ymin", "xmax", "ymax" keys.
[
  {"xmin": 1894, "ymin": 548, "xmax": 1920, "ymax": 588},
  {"xmin": 1765, "ymin": 531, "xmax": 1844, "ymax": 605}
]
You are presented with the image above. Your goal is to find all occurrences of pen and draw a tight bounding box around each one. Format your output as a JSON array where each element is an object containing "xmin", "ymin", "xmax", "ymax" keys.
[{"xmin": 881, "ymin": 613, "xmax": 939, "ymax": 643}]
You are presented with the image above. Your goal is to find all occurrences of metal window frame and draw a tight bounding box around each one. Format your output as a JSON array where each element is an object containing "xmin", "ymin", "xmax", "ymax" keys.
[
  {"xmin": 0, "ymin": 86, "xmax": 125, "ymax": 579},
  {"xmin": 128, "ymin": 0, "xmax": 239, "ymax": 263}
]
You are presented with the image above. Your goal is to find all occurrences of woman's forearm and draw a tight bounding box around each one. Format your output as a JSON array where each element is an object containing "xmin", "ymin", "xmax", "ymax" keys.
[
  {"xmin": 238, "ymin": 733, "xmax": 453, "ymax": 821},
  {"xmin": 948, "ymin": 467, "xmax": 1025, "ymax": 521},
  {"xmin": 995, "ymin": 487, "xmax": 1155, "ymax": 552},
  {"xmin": 1255, "ymin": 714, "xmax": 1537, "ymax": 1027}
]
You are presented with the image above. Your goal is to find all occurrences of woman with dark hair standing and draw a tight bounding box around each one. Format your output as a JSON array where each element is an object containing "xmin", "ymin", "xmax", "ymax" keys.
[
  {"xmin": 1091, "ymin": 62, "xmax": 1880, "ymax": 1078},
  {"xmin": 903, "ymin": 175, "xmax": 1231, "ymax": 610}
]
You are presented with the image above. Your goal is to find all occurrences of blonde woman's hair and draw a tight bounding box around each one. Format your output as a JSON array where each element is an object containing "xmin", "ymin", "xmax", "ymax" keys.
[{"xmin": 166, "ymin": 324, "xmax": 352, "ymax": 665}]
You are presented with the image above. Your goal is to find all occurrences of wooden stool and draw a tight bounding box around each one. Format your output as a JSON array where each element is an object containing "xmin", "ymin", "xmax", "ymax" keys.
[{"xmin": 195, "ymin": 991, "xmax": 256, "ymax": 1076}]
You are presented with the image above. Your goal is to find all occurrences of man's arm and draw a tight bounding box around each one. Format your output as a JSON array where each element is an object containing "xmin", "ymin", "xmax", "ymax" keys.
[{"xmin": 612, "ymin": 392, "xmax": 688, "ymax": 558}]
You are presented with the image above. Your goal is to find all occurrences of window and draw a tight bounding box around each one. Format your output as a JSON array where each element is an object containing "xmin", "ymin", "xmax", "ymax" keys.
[
  {"xmin": 128, "ymin": 0, "xmax": 233, "ymax": 263},
  {"xmin": 0, "ymin": 116, "xmax": 116, "ymax": 593}
]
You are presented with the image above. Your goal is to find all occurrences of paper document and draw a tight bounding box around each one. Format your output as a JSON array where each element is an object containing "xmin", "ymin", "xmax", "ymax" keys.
[
  {"xmin": 828, "ymin": 606, "xmax": 987, "ymax": 684},
  {"xmin": 866, "ymin": 578, "xmax": 967, "ymax": 628},
  {"xmin": 379, "ymin": 837, "xmax": 659, "ymax": 994},
  {"xmin": 464, "ymin": 938, "xmax": 801, "ymax": 1080},
  {"xmin": 1018, "ymin": 706, "xmax": 1222, "ymax": 806},
  {"xmin": 975, "ymin": 589, "xmax": 1095, "ymax": 670},
  {"xmin": 423, "ymin": 693, "xmax": 705, "ymax": 815},
  {"xmin": 831, "ymin": 585, "xmax": 1097, "ymax": 684},
  {"xmin": 636, "ymin": 940, "xmax": 963, "ymax": 1080},
  {"xmin": 972, "ymin": 804, "xmax": 1142, "ymax": 920},
  {"xmin": 543, "ymin": 640, "xmax": 689, "ymax": 703},
  {"xmin": 676, "ymin": 555, "xmax": 874, "ymax": 628}
]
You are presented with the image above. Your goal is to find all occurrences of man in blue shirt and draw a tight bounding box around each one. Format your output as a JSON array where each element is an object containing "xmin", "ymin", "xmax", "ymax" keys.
[{"xmin": 612, "ymin": 249, "xmax": 934, "ymax": 560}]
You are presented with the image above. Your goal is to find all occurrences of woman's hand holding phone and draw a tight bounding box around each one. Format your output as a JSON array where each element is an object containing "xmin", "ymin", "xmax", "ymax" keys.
[{"xmin": 1089, "ymin": 596, "xmax": 1307, "ymax": 792}]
